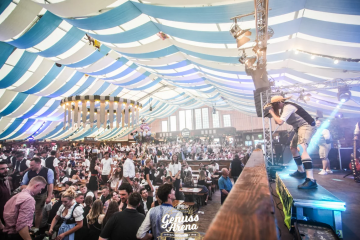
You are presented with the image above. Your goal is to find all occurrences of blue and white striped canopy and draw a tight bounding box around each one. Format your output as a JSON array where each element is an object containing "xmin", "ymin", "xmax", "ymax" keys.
[{"xmin": 0, "ymin": 0, "xmax": 359, "ymax": 141}]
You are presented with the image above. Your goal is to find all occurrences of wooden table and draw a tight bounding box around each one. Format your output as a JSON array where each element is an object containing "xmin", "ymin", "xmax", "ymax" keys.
[
  {"xmin": 179, "ymin": 187, "xmax": 203, "ymax": 210},
  {"xmin": 172, "ymin": 200, "xmax": 195, "ymax": 209},
  {"xmin": 53, "ymin": 186, "xmax": 66, "ymax": 192},
  {"xmin": 172, "ymin": 200, "xmax": 185, "ymax": 207},
  {"xmin": 71, "ymin": 179, "xmax": 87, "ymax": 185}
]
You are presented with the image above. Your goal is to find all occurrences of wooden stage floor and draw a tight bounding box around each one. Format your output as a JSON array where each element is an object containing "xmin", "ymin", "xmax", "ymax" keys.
[{"xmin": 270, "ymin": 168, "xmax": 360, "ymax": 240}]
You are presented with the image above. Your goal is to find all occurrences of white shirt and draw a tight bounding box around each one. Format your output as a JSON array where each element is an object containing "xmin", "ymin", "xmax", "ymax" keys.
[
  {"xmin": 101, "ymin": 158, "xmax": 114, "ymax": 175},
  {"xmin": 57, "ymin": 201, "xmax": 84, "ymax": 221},
  {"xmin": 86, "ymin": 191, "xmax": 95, "ymax": 199},
  {"xmin": 82, "ymin": 159, "xmax": 90, "ymax": 171},
  {"xmin": 184, "ymin": 166, "xmax": 192, "ymax": 173},
  {"xmin": 60, "ymin": 176, "xmax": 69, "ymax": 184},
  {"xmin": 123, "ymin": 158, "xmax": 135, "ymax": 178},
  {"xmin": 142, "ymin": 198, "xmax": 148, "ymax": 214},
  {"xmin": 169, "ymin": 163, "xmax": 181, "ymax": 177}
]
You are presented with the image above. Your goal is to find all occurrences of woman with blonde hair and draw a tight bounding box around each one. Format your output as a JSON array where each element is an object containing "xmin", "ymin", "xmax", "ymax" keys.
[
  {"xmin": 198, "ymin": 170, "xmax": 211, "ymax": 202},
  {"xmin": 49, "ymin": 187, "xmax": 84, "ymax": 240},
  {"xmin": 86, "ymin": 200, "xmax": 105, "ymax": 240}
]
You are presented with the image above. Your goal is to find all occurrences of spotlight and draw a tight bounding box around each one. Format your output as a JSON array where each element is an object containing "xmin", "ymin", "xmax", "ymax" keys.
[
  {"xmin": 238, "ymin": 50, "xmax": 247, "ymax": 64},
  {"xmin": 334, "ymin": 60, "xmax": 339, "ymax": 64},
  {"xmin": 303, "ymin": 93, "xmax": 311, "ymax": 101},
  {"xmin": 337, "ymin": 86, "xmax": 351, "ymax": 102},
  {"xmin": 311, "ymin": 55, "xmax": 315, "ymax": 59},
  {"xmin": 230, "ymin": 22, "xmax": 251, "ymax": 48},
  {"xmin": 245, "ymin": 56, "xmax": 257, "ymax": 67}
]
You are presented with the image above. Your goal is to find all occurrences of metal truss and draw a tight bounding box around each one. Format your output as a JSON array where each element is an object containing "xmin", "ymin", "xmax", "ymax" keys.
[
  {"xmin": 260, "ymin": 90, "xmax": 274, "ymax": 165},
  {"xmin": 272, "ymin": 77, "xmax": 360, "ymax": 94},
  {"xmin": 254, "ymin": 0, "xmax": 270, "ymax": 69}
]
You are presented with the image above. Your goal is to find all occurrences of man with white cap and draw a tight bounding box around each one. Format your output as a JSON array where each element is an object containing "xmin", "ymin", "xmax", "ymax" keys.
[{"xmin": 267, "ymin": 95, "xmax": 317, "ymax": 189}]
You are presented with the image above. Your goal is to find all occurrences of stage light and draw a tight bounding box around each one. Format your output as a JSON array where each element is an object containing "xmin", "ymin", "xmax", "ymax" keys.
[
  {"xmin": 245, "ymin": 56, "xmax": 257, "ymax": 67},
  {"xmin": 311, "ymin": 55, "xmax": 315, "ymax": 59},
  {"xmin": 337, "ymin": 86, "xmax": 351, "ymax": 102},
  {"xmin": 334, "ymin": 60, "xmax": 339, "ymax": 64},
  {"xmin": 149, "ymin": 105, "xmax": 152, "ymax": 111},
  {"xmin": 238, "ymin": 50, "xmax": 247, "ymax": 64},
  {"xmin": 303, "ymin": 93, "xmax": 311, "ymax": 102},
  {"xmin": 229, "ymin": 22, "xmax": 251, "ymax": 48}
]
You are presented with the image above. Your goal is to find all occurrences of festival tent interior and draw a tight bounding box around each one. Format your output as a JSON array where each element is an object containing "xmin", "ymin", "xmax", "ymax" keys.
[{"xmin": 0, "ymin": 0, "xmax": 359, "ymax": 141}]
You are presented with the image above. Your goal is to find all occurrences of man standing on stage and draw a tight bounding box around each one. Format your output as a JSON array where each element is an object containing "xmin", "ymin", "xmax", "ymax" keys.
[
  {"xmin": 267, "ymin": 96, "xmax": 317, "ymax": 189},
  {"xmin": 315, "ymin": 118, "xmax": 333, "ymax": 175}
]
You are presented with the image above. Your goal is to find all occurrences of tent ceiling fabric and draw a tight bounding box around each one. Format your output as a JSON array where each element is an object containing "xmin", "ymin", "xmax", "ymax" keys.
[{"xmin": 0, "ymin": 0, "xmax": 359, "ymax": 140}]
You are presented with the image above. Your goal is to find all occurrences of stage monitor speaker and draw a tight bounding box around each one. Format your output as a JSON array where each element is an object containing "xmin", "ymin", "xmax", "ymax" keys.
[
  {"xmin": 316, "ymin": 110, "xmax": 324, "ymax": 118},
  {"xmin": 254, "ymin": 87, "xmax": 270, "ymax": 117}
]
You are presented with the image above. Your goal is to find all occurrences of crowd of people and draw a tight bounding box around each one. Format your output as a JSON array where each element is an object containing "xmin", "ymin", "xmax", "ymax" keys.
[{"xmin": 0, "ymin": 141, "xmax": 250, "ymax": 240}]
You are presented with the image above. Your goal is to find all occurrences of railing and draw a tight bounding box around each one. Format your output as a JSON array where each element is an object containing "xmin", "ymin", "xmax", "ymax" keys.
[{"xmin": 204, "ymin": 150, "xmax": 277, "ymax": 240}]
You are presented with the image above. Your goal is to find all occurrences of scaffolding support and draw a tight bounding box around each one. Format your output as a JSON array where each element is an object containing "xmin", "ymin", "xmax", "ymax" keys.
[{"xmin": 261, "ymin": 90, "xmax": 273, "ymax": 165}]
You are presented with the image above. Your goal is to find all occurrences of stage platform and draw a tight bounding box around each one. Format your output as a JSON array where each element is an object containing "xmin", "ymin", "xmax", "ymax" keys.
[{"xmin": 276, "ymin": 169, "xmax": 346, "ymax": 238}]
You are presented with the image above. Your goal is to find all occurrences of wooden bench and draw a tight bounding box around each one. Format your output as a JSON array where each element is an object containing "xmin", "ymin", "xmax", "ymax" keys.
[
  {"xmin": 204, "ymin": 151, "xmax": 277, "ymax": 240},
  {"xmin": 173, "ymin": 200, "xmax": 195, "ymax": 207}
]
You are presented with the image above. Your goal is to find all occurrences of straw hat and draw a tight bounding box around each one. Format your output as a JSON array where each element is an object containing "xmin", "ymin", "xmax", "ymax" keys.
[
  {"xmin": 270, "ymin": 95, "xmax": 291, "ymax": 103},
  {"xmin": 263, "ymin": 95, "xmax": 291, "ymax": 109}
]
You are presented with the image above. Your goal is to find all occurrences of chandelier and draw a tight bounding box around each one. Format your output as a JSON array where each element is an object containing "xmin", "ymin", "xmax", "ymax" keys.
[{"xmin": 60, "ymin": 95, "xmax": 142, "ymax": 130}]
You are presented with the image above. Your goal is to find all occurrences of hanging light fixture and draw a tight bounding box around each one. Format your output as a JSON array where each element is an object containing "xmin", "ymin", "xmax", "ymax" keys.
[
  {"xmin": 230, "ymin": 19, "xmax": 251, "ymax": 48},
  {"xmin": 337, "ymin": 86, "xmax": 351, "ymax": 102},
  {"xmin": 60, "ymin": 95, "xmax": 142, "ymax": 130},
  {"xmin": 238, "ymin": 50, "xmax": 247, "ymax": 64}
]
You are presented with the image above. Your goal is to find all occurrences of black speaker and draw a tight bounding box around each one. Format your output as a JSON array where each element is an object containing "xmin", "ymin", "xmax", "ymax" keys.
[
  {"xmin": 251, "ymin": 67, "xmax": 270, "ymax": 90},
  {"xmin": 254, "ymin": 87, "xmax": 270, "ymax": 117}
]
